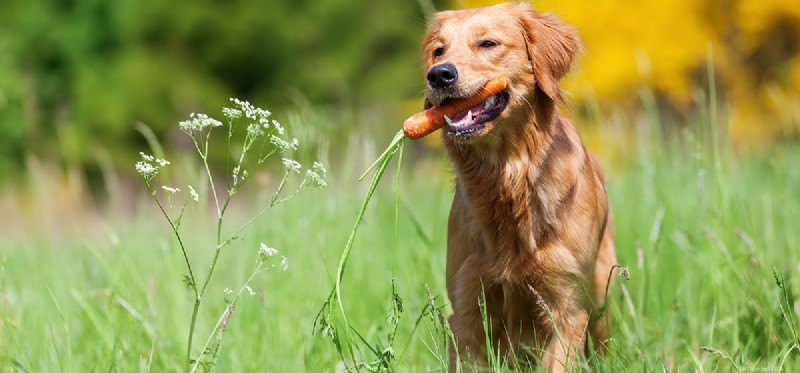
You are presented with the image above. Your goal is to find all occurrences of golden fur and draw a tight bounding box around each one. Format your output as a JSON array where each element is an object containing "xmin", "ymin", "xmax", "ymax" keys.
[{"xmin": 421, "ymin": 2, "xmax": 617, "ymax": 371}]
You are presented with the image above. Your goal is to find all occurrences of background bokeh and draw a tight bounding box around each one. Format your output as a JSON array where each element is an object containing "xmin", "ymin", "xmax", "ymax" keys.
[
  {"xmin": 0, "ymin": 0, "xmax": 440, "ymax": 178},
  {"xmin": 2, "ymin": 0, "xmax": 799, "ymax": 182}
]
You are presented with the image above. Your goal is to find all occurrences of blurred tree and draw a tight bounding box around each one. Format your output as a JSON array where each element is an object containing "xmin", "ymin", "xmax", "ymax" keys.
[{"xmin": 0, "ymin": 0, "xmax": 444, "ymax": 177}]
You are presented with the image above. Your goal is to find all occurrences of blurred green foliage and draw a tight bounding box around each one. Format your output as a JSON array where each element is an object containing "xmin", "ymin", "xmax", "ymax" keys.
[{"xmin": 0, "ymin": 0, "xmax": 442, "ymax": 176}]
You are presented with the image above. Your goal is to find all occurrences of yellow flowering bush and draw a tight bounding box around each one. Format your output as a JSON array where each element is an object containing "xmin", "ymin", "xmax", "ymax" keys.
[{"xmin": 454, "ymin": 0, "xmax": 800, "ymax": 142}]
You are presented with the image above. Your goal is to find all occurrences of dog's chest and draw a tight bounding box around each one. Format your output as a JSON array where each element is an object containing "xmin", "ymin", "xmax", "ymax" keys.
[{"xmin": 456, "ymin": 160, "xmax": 554, "ymax": 258}]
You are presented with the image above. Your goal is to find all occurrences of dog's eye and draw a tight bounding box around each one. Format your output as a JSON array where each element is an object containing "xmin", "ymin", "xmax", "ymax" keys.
[
  {"xmin": 433, "ymin": 47, "xmax": 445, "ymax": 58},
  {"xmin": 478, "ymin": 40, "xmax": 498, "ymax": 49}
]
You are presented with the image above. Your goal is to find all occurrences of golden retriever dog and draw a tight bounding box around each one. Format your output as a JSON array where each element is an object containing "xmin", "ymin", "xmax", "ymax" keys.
[{"xmin": 420, "ymin": 2, "xmax": 617, "ymax": 371}]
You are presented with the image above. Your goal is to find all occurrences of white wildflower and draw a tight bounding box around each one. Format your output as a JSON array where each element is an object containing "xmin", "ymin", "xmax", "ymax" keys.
[
  {"xmin": 161, "ymin": 185, "xmax": 180, "ymax": 194},
  {"xmin": 232, "ymin": 166, "xmax": 240, "ymax": 186},
  {"xmin": 245, "ymin": 285, "xmax": 255, "ymax": 296},
  {"xmin": 270, "ymin": 135, "xmax": 298, "ymax": 153},
  {"xmin": 232, "ymin": 168, "xmax": 248, "ymax": 187},
  {"xmin": 139, "ymin": 152, "xmax": 154, "ymax": 162},
  {"xmin": 230, "ymin": 98, "xmax": 270, "ymax": 123},
  {"xmin": 179, "ymin": 112, "xmax": 223, "ymax": 133},
  {"xmin": 246, "ymin": 123, "xmax": 265, "ymax": 138},
  {"xmin": 135, "ymin": 161, "xmax": 157, "ymax": 180},
  {"xmin": 280, "ymin": 256, "xmax": 289, "ymax": 271},
  {"xmin": 312, "ymin": 162, "xmax": 327, "ymax": 179},
  {"xmin": 135, "ymin": 153, "xmax": 168, "ymax": 181},
  {"xmin": 303, "ymin": 163, "xmax": 327, "ymax": 189},
  {"xmin": 304, "ymin": 170, "xmax": 327, "ymax": 188},
  {"xmin": 303, "ymin": 161, "xmax": 327, "ymax": 188},
  {"xmin": 223, "ymin": 287, "xmax": 233, "ymax": 295},
  {"xmin": 282, "ymin": 158, "xmax": 302, "ymax": 174},
  {"xmin": 259, "ymin": 243, "xmax": 278, "ymax": 257},
  {"xmin": 271, "ymin": 120, "xmax": 285, "ymax": 135},
  {"xmin": 222, "ymin": 106, "xmax": 243, "ymax": 120},
  {"xmin": 254, "ymin": 107, "xmax": 271, "ymax": 121},
  {"xmin": 188, "ymin": 185, "xmax": 199, "ymax": 202}
]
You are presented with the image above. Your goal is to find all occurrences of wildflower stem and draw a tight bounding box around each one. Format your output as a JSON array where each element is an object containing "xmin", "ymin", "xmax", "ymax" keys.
[
  {"xmin": 190, "ymin": 260, "xmax": 264, "ymax": 373},
  {"xmin": 217, "ymin": 199, "xmax": 231, "ymax": 245},
  {"xmin": 219, "ymin": 171, "xmax": 291, "ymax": 249},
  {"xmin": 197, "ymin": 243, "xmax": 226, "ymax": 315},
  {"xmin": 146, "ymin": 184, "xmax": 197, "ymax": 294},
  {"xmin": 186, "ymin": 143, "xmax": 242, "ymax": 369},
  {"xmin": 186, "ymin": 299, "xmax": 201, "ymax": 370},
  {"xmin": 144, "ymin": 182, "xmax": 199, "ymax": 371},
  {"xmin": 232, "ymin": 132, "xmax": 252, "ymax": 187},
  {"xmin": 185, "ymin": 133, "xmax": 224, "ymax": 370},
  {"xmin": 197, "ymin": 169, "xmax": 289, "ymax": 322},
  {"xmin": 175, "ymin": 196, "xmax": 191, "ymax": 229},
  {"xmin": 258, "ymin": 147, "xmax": 279, "ymax": 164},
  {"xmin": 197, "ymin": 196, "xmax": 231, "ymax": 299},
  {"xmin": 192, "ymin": 164, "xmax": 290, "ymax": 366},
  {"xmin": 256, "ymin": 130, "xmax": 274, "ymax": 162},
  {"xmin": 192, "ymin": 134, "xmax": 222, "ymax": 218},
  {"xmin": 226, "ymin": 119, "xmax": 235, "ymax": 191}
]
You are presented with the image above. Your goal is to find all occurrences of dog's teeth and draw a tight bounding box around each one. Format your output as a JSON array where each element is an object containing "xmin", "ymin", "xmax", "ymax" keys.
[
  {"xmin": 444, "ymin": 115, "xmax": 453, "ymax": 126},
  {"xmin": 483, "ymin": 96, "xmax": 496, "ymax": 110},
  {"xmin": 466, "ymin": 110, "xmax": 473, "ymax": 124}
]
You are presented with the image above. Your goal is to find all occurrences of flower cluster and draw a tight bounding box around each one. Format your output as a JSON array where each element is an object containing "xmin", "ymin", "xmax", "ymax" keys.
[
  {"xmin": 258, "ymin": 243, "xmax": 278, "ymax": 258},
  {"xmin": 304, "ymin": 162, "xmax": 327, "ymax": 188},
  {"xmin": 227, "ymin": 98, "xmax": 271, "ymax": 127},
  {"xmin": 179, "ymin": 113, "xmax": 223, "ymax": 133},
  {"xmin": 135, "ymin": 152, "xmax": 170, "ymax": 181},
  {"xmin": 162, "ymin": 185, "xmax": 180, "ymax": 194},
  {"xmin": 271, "ymin": 119, "xmax": 285, "ymax": 136},
  {"xmin": 188, "ymin": 185, "xmax": 199, "ymax": 202},
  {"xmin": 257, "ymin": 243, "xmax": 288, "ymax": 272},
  {"xmin": 246, "ymin": 123, "xmax": 265, "ymax": 138},
  {"xmin": 282, "ymin": 158, "xmax": 302, "ymax": 174},
  {"xmin": 269, "ymin": 135, "xmax": 298, "ymax": 153},
  {"xmin": 235, "ymin": 98, "xmax": 270, "ymax": 120},
  {"xmin": 269, "ymin": 135, "xmax": 299, "ymax": 153},
  {"xmin": 225, "ymin": 98, "xmax": 290, "ymax": 144},
  {"xmin": 222, "ymin": 106, "xmax": 242, "ymax": 120}
]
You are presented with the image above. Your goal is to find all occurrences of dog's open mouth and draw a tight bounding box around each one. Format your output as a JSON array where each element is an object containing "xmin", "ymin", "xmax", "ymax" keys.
[{"xmin": 443, "ymin": 90, "xmax": 509, "ymax": 140}]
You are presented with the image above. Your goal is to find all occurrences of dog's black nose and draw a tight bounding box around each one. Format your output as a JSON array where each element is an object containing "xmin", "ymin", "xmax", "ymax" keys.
[{"xmin": 427, "ymin": 63, "xmax": 458, "ymax": 89}]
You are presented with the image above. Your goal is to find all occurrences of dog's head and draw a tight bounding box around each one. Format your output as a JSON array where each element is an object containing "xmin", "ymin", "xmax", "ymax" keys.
[{"xmin": 422, "ymin": 2, "xmax": 581, "ymax": 144}]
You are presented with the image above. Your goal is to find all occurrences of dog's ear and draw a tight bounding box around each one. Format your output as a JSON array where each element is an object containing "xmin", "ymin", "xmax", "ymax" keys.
[{"xmin": 518, "ymin": 4, "xmax": 582, "ymax": 101}]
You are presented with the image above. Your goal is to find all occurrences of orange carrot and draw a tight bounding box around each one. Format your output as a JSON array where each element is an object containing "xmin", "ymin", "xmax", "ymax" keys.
[{"xmin": 403, "ymin": 76, "xmax": 508, "ymax": 140}]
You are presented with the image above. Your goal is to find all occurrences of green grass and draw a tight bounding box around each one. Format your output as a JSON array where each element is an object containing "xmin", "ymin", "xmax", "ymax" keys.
[{"xmin": 2, "ymin": 123, "xmax": 800, "ymax": 371}]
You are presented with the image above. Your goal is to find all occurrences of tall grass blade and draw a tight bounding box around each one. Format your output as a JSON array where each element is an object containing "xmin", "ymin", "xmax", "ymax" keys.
[{"xmin": 320, "ymin": 131, "xmax": 406, "ymax": 369}]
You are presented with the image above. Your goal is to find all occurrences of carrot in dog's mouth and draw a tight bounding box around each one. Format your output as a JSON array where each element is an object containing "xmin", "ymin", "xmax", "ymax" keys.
[
  {"xmin": 403, "ymin": 76, "xmax": 509, "ymax": 140},
  {"xmin": 444, "ymin": 90, "xmax": 508, "ymax": 139}
]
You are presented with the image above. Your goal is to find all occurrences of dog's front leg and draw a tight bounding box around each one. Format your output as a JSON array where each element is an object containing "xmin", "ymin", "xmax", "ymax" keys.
[
  {"xmin": 539, "ymin": 308, "xmax": 589, "ymax": 372},
  {"xmin": 447, "ymin": 254, "xmax": 497, "ymax": 372}
]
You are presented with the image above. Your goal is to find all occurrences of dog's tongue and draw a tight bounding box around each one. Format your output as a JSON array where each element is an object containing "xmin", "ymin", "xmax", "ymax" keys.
[{"xmin": 445, "ymin": 94, "xmax": 499, "ymax": 128}]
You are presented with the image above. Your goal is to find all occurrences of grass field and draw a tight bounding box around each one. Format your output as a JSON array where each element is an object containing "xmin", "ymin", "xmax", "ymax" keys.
[{"xmin": 2, "ymin": 110, "xmax": 800, "ymax": 372}]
